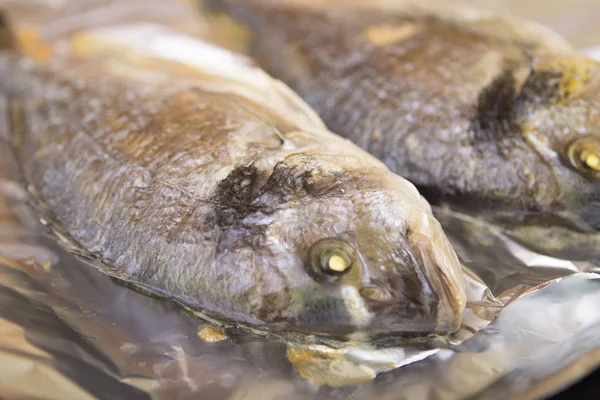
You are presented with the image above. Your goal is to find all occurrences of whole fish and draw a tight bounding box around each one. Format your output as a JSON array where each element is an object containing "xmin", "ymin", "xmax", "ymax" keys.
[
  {"xmin": 208, "ymin": 0, "xmax": 600, "ymax": 261},
  {"xmin": 0, "ymin": 21, "xmax": 465, "ymax": 340}
]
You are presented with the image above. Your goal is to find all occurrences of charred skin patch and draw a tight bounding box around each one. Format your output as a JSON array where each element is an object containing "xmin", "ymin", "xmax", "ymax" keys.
[
  {"xmin": 214, "ymin": 165, "xmax": 266, "ymax": 224},
  {"xmin": 470, "ymin": 69, "xmax": 523, "ymax": 145},
  {"xmin": 249, "ymin": 154, "xmax": 387, "ymax": 208},
  {"xmin": 209, "ymin": 159, "xmax": 344, "ymax": 250},
  {"xmin": 212, "ymin": 165, "xmax": 270, "ymax": 251},
  {"xmin": 213, "ymin": 156, "xmax": 383, "ymax": 217},
  {"xmin": 211, "ymin": 161, "xmax": 318, "ymax": 238}
]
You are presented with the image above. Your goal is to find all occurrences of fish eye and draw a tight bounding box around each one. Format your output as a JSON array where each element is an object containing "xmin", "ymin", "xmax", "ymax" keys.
[
  {"xmin": 567, "ymin": 137, "xmax": 600, "ymax": 173},
  {"xmin": 320, "ymin": 249, "xmax": 352, "ymax": 274},
  {"xmin": 309, "ymin": 239, "xmax": 356, "ymax": 280}
]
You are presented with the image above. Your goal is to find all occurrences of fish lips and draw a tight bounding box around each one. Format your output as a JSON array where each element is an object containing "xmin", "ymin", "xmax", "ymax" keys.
[
  {"xmin": 360, "ymin": 229, "xmax": 466, "ymax": 339},
  {"xmin": 407, "ymin": 228, "xmax": 467, "ymax": 336}
]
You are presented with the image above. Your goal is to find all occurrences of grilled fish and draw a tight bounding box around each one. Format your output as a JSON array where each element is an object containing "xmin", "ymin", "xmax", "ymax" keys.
[
  {"xmin": 0, "ymin": 21, "xmax": 465, "ymax": 340},
  {"xmin": 209, "ymin": 0, "xmax": 600, "ymax": 261}
]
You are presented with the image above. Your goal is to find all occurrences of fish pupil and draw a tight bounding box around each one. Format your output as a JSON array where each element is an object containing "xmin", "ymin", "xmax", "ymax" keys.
[
  {"xmin": 320, "ymin": 250, "xmax": 352, "ymax": 274},
  {"xmin": 567, "ymin": 138, "xmax": 600, "ymax": 173},
  {"xmin": 581, "ymin": 150, "xmax": 600, "ymax": 171}
]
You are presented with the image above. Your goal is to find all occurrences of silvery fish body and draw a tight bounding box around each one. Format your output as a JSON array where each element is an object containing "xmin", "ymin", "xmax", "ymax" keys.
[
  {"xmin": 210, "ymin": 0, "xmax": 600, "ymax": 261},
  {"xmin": 0, "ymin": 23, "xmax": 465, "ymax": 340}
]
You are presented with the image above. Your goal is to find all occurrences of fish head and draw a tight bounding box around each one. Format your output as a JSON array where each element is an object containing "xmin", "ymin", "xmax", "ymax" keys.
[
  {"xmin": 509, "ymin": 56, "xmax": 600, "ymax": 257},
  {"xmin": 249, "ymin": 153, "xmax": 466, "ymax": 340}
]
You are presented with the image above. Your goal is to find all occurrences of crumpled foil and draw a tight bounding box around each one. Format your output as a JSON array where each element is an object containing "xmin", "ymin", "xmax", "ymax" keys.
[
  {"xmin": 3, "ymin": 131, "xmax": 600, "ymax": 400},
  {"xmin": 1, "ymin": 1, "xmax": 600, "ymax": 399}
]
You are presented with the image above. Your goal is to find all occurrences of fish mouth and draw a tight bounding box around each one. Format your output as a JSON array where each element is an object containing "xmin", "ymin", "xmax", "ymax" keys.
[
  {"xmin": 406, "ymin": 212, "xmax": 467, "ymax": 335},
  {"xmin": 354, "ymin": 213, "xmax": 467, "ymax": 339}
]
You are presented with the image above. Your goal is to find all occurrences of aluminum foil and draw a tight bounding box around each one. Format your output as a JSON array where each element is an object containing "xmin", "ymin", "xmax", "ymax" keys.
[{"xmin": 1, "ymin": 0, "xmax": 600, "ymax": 399}]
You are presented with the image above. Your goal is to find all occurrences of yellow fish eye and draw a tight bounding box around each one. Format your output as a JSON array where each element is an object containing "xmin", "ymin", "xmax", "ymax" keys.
[
  {"xmin": 320, "ymin": 249, "xmax": 352, "ymax": 274},
  {"xmin": 568, "ymin": 137, "xmax": 600, "ymax": 173},
  {"xmin": 308, "ymin": 239, "xmax": 357, "ymax": 280},
  {"xmin": 580, "ymin": 150, "xmax": 600, "ymax": 171}
]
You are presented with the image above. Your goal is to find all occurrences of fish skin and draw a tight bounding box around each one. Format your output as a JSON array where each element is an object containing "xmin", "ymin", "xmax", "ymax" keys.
[
  {"xmin": 210, "ymin": 0, "xmax": 600, "ymax": 260},
  {"xmin": 0, "ymin": 24, "xmax": 465, "ymax": 340}
]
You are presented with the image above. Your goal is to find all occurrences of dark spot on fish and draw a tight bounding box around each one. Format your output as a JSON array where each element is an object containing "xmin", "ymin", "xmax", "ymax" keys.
[
  {"xmin": 214, "ymin": 165, "xmax": 264, "ymax": 224},
  {"xmin": 212, "ymin": 165, "xmax": 270, "ymax": 250},
  {"xmin": 202, "ymin": 0, "xmax": 230, "ymax": 14},
  {"xmin": 212, "ymin": 158, "xmax": 322, "ymax": 232},
  {"xmin": 470, "ymin": 69, "xmax": 522, "ymax": 146},
  {"xmin": 256, "ymin": 155, "xmax": 385, "ymax": 203},
  {"xmin": 212, "ymin": 157, "xmax": 384, "ymax": 251},
  {"xmin": 517, "ymin": 69, "xmax": 565, "ymax": 105}
]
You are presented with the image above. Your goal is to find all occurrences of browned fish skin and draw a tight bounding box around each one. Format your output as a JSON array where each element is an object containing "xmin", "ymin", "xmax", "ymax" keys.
[
  {"xmin": 0, "ymin": 41, "xmax": 465, "ymax": 339},
  {"xmin": 212, "ymin": 0, "xmax": 600, "ymax": 259}
]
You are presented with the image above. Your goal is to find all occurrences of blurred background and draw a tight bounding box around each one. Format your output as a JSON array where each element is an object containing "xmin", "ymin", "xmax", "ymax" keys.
[{"xmin": 462, "ymin": 0, "xmax": 600, "ymax": 48}]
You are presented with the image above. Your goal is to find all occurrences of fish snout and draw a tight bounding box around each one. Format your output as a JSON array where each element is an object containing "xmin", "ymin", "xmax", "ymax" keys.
[
  {"xmin": 406, "ymin": 213, "xmax": 467, "ymax": 335},
  {"xmin": 355, "ymin": 244, "xmax": 464, "ymax": 337}
]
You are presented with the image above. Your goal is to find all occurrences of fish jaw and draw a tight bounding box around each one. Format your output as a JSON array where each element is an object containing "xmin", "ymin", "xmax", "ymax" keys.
[{"xmin": 408, "ymin": 209, "xmax": 467, "ymax": 335}]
